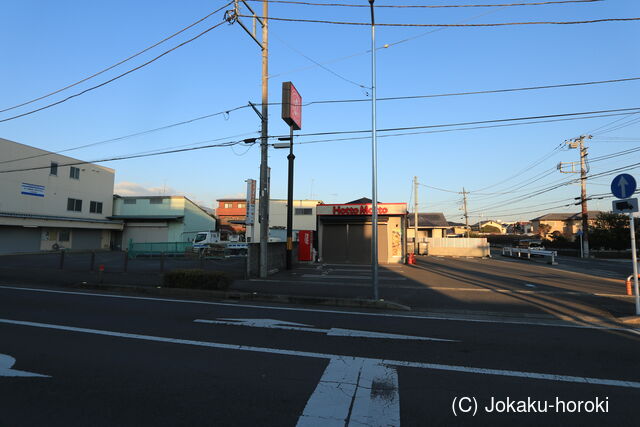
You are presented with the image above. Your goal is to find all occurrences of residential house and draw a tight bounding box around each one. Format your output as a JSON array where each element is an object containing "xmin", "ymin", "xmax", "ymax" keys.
[
  {"xmin": 531, "ymin": 211, "xmax": 602, "ymax": 239},
  {"xmin": 407, "ymin": 213, "xmax": 450, "ymax": 243},
  {"xmin": 0, "ymin": 137, "xmax": 123, "ymax": 254},
  {"xmin": 473, "ymin": 220, "xmax": 506, "ymax": 234},
  {"xmin": 216, "ymin": 198, "xmax": 246, "ymax": 239},
  {"xmin": 111, "ymin": 195, "xmax": 216, "ymax": 248}
]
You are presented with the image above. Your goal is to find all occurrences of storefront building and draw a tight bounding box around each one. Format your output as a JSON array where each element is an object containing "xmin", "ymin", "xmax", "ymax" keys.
[{"xmin": 316, "ymin": 199, "xmax": 407, "ymax": 264}]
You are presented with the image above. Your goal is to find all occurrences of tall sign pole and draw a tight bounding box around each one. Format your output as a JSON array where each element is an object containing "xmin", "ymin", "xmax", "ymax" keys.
[
  {"xmin": 281, "ymin": 82, "xmax": 302, "ymax": 270},
  {"xmin": 369, "ymin": 0, "xmax": 379, "ymax": 300},
  {"xmin": 611, "ymin": 173, "xmax": 639, "ymax": 315}
]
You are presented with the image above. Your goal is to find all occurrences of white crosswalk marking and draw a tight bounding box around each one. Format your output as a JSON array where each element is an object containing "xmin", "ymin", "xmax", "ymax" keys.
[{"xmin": 297, "ymin": 358, "xmax": 400, "ymax": 427}]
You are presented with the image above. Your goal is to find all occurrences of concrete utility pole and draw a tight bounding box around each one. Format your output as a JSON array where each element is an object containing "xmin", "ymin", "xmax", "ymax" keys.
[
  {"xmin": 559, "ymin": 135, "xmax": 592, "ymax": 258},
  {"xmin": 258, "ymin": 0, "xmax": 270, "ymax": 278},
  {"xmin": 414, "ymin": 176, "xmax": 419, "ymax": 254},
  {"xmin": 462, "ymin": 188, "xmax": 470, "ymax": 237},
  {"xmin": 226, "ymin": 0, "xmax": 270, "ymax": 277}
]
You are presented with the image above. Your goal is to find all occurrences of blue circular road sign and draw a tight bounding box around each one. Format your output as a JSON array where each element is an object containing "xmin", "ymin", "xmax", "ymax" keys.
[{"xmin": 611, "ymin": 174, "xmax": 637, "ymax": 199}]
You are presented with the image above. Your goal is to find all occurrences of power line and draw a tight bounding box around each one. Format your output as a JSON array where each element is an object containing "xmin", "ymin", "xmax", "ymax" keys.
[
  {"xmin": 0, "ymin": 138, "xmax": 252, "ymax": 174},
  {"xmin": 0, "ymin": 2, "xmax": 233, "ymax": 115},
  {"xmin": 300, "ymin": 77, "xmax": 640, "ymax": 107},
  {"xmin": 0, "ymin": 20, "xmax": 228, "ymax": 124},
  {"xmin": 247, "ymin": 0, "xmax": 601, "ymax": 8},
  {"xmin": 278, "ymin": 107, "xmax": 640, "ymax": 139},
  {"xmin": 0, "ymin": 104, "xmax": 252, "ymax": 165},
  {"xmin": 6, "ymin": 76, "xmax": 630, "ymax": 166},
  {"xmin": 246, "ymin": 15, "xmax": 640, "ymax": 28}
]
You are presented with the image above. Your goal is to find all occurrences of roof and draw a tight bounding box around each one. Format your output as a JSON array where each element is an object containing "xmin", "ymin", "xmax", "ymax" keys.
[
  {"xmin": 531, "ymin": 211, "xmax": 602, "ymax": 221},
  {"xmin": 346, "ymin": 197, "xmax": 374, "ymax": 204},
  {"xmin": 109, "ymin": 215, "xmax": 184, "ymax": 220},
  {"xmin": 217, "ymin": 198, "xmax": 246, "ymax": 202},
  {"xmin": 407, "ymin": 213, "xmax": 449, "ymax": 228},
  {"xmin": 0, "ymin": 211, "xmax": 123, "ymax": 225}
]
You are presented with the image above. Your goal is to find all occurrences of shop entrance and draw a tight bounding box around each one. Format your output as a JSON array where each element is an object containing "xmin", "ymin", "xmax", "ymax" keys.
[{"xmin": 321, "ymin": 221, "xmax": 388, "ymax": 264}]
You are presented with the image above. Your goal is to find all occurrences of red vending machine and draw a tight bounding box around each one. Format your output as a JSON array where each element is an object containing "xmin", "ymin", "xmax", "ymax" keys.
[{"xmin": 298, "ymin": 230, "xmax": 313, "ymax": 261}]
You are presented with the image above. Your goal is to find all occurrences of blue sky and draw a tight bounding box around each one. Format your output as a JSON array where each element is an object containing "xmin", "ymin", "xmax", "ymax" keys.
[{"xmin": 0, "ymin": 0, "xmax": 638, "ymax": 222}]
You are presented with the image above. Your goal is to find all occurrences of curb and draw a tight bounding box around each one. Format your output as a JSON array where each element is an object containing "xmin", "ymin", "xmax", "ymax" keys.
[{"xmin": 68, "ymin": 282, "xmax": 411, "ymax": 311}]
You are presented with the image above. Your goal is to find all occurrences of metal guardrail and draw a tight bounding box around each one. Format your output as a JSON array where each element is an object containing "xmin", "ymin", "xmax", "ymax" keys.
[{"xmin": 502, "ymin": 247, "xmax": 558, "ymax": 265}]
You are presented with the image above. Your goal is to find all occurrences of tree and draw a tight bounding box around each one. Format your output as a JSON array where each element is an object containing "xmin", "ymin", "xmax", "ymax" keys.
[
  {"xmin": 589, "ymin": 212, "xmax": 639, "ymax": 250},
  {"xmin": 537, "ymin": 223, "xmax": 551, "ymax": 238}
]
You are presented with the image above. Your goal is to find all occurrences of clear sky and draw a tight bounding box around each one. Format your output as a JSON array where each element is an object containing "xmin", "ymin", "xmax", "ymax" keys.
[{"xmin": 1, "ymin": 0, "xmax": 638, "ymax": 223}]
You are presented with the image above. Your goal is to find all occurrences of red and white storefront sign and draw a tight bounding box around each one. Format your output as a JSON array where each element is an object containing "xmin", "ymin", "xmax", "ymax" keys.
[{"xmin": 316, "ymin": 203, "xmax": 407, "ymax": 216}]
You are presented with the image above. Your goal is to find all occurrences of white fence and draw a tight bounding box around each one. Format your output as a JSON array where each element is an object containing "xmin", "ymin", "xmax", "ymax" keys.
[{"xmin": 416, "ymin": 238, "xmax": 490, "ymax": 257}]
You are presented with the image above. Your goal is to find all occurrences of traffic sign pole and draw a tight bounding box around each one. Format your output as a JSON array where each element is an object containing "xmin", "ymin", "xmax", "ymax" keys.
[{"xmin": 629, "ymin": 212, "xmax": 639, "ymax": 315}]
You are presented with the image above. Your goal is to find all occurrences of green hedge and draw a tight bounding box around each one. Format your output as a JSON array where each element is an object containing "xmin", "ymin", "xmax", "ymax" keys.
[{"xmin": 163, "ymin": 269, "xmax": 232, "ymax": 291}]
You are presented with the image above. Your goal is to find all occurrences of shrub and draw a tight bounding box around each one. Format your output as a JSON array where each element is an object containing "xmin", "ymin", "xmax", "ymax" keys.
[{"xmin": 163, "ymin": 269, "xmax": 232, "ymax": 291}]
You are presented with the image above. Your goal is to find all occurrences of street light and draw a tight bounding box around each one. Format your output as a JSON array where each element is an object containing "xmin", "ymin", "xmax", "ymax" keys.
[{"xmin": 369, "ymin": 0, "xmax": 379, "ymax": 300}]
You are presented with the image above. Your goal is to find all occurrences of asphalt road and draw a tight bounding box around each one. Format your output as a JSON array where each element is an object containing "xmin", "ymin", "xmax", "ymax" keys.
[{"xmin": 1, "ymin": 285, "xmax": 639, "ymax": 426}]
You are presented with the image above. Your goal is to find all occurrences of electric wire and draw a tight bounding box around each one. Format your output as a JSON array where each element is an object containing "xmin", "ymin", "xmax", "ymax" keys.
[
  {"xmin": 0, "ymin": 20, "xmax": 228, "ymax": 124},
  {"xmin": 245, "ymin": 15, "xmax": 640, "ymax": 28},
  {"xmin": 247, "ymin": 0, "xmax": 601, "ymax": 8}
]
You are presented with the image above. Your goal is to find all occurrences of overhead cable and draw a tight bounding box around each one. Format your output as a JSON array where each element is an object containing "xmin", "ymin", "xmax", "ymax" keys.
[
  {"xmin": 0, "ymin": 2, "xmax": 233, "ymax": 114},
  {"xmin": 0, "ymin": 20, "xmax": 228, "ymax": 123}
]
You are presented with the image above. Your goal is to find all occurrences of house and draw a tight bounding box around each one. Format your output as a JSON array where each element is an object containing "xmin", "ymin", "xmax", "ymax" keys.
[
  {"xmin": 0, "ymin": 137, "xmax": 123, "ymax": 254},
  {"xmin": 246, "ymin": 199, "xmax": 323, "ymax": 243},
  {"xmin": 473, "ymin": 220, "xmax": 506, "ymax": 234},
  {"xmin": 110, "ymin": 195, "xmax": 216, "ymax": 248},
  {"xmin": 407, "ymin": 213, "xmax": 450, "ymax": 243},
  {"xmin": 447, "ymin": 221, "xmax": 470, "ymax": 236},
  {"xmin": 506, "ymin": 221, "xmax": 533, "ymax": 234},
  {"xmin": 216, "ymin": 198, "xmax": 247, "ymax": 239},
  {"xmin": 530, "ymin": 211, "xmax": 602, "ymax": 239}
]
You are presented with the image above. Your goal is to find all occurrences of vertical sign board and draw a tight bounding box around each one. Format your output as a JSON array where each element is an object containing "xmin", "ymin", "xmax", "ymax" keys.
[
  {"xmin": 246, "ymin": 179, "xmax": 256, "ymax": 235},
  {"xmin": 298, "ymin": 230, "xmax": 313, "ymax": 261},
  {"xmin": 282, "ymin": 82, "xmax": 302, "ymax": 130}
]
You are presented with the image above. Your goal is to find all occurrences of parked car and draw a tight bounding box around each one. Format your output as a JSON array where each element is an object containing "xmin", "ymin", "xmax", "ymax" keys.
[{"xmin": 517, "ymin": 239, "xmax": 545, "ymax": 251}]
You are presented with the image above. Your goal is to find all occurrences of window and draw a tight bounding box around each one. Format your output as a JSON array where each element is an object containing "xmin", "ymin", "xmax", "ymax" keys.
[
  {"xmin": 194, "ymin": 233, "xmax": 207, "ymax": 243},
  {"xmin": 295, "ymin": 208, "xmax": 312, "ymax": 215},
  {"xmin": 150, "ymin": 198, "xmax": 163, "ymax": 204},
  {"xmin": 90, "ymin": 201, "xmax": 103, "ymax": 214},
  {"xmin": 69, "ymin": 167, "xmax": 80, "ymax": 179},
  {"xmin": 124, "ymin": 199, "xmax": 136, "ymax": 204},
  {"xmin": 50, "ymin": 162, "xmax": 58, "ymax": 176},
  {"xmin": 67, "ymin": 198, "xmax": 82, "ymax": 212},
  {"xmin": 59, "ymin": 230, "xmax": 70, "ymax": 242},
  {"xmin": 237, "ymin": 203, "xmax": 246, "ymax": 209},
  {"xmin": 224, "ymin": 203, "xmax": 233, "ymax": 209}
]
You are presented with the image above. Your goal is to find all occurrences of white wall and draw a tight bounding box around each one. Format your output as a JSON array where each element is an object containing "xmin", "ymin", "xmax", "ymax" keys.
[
  {"xmin": 0, "ymin": 138, "xmax": 115, "ymax": 220},
  {"xmin": 247, "ymin": 199, "xmax": 321, "ymax": 243}
]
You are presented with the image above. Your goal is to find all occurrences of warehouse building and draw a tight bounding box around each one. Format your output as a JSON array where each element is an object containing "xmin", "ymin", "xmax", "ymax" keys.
[{"xmin": 0, "ymin": 137, "xmax": 123, "ymax": 254}]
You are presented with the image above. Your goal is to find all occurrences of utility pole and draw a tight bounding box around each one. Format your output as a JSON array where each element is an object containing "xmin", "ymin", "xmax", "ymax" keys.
[
  {"xmin": 414, "ymin": 176, "xmax": 419, "ymax": 254},
  {"xmin": 225, "ymin": 0, "xmax": 270, "ymax": 278},
  {"xmin": 559, "ymin": 135, "xmax": 592, "ymax": 258},
  {"xmin": 462, "ymin": 188, "xmax": 470, "ymax": 237}
]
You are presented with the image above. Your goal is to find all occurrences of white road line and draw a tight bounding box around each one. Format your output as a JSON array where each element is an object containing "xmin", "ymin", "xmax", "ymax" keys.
[
  {"xmin": 0, "ymin": 285, "xmax": 633, "ymax": 331},
  {"xmin": 348, "ymin": 359, "xmax": 400, "ymax": 427},
  {"xmin": 194, "ymin": 318, "xmax": 457, "ymax": 342},
  {"xmin": 0, "ymin": 317, "xmax": 638, "ymax": 389},
  {"xmin": 297, "ymin": 358, "xmax": 400, "ymax": 427},
  {"xmin": 0, "ymin": 354, "xmax": 49, "ymax": 378},
  {"xmin": 297, "ymin": 358, "xmax": 361, "ymax": 426}
]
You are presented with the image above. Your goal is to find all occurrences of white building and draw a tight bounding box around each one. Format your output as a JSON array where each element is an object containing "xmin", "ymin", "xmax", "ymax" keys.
[
  {"xmin": 246, "ymin": 199, "xmax": 322, "ymax": 243},
  {"xmin": 0, "ymin": 137, "xmax": 123, "ymax": 254}
]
